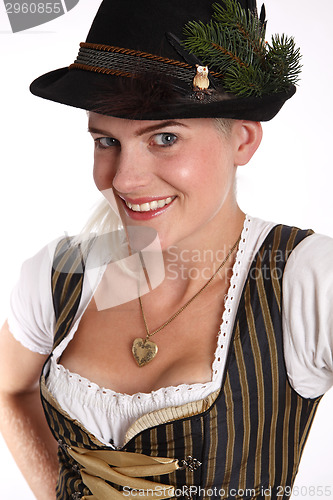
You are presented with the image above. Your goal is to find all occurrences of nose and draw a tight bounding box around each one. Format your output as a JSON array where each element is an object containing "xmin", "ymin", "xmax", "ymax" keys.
[{"xmin": 112, "ymin": 145, "xmax": 153, "ymax": 194}]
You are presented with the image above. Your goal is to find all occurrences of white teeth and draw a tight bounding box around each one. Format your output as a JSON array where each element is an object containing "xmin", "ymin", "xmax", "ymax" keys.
[
  {"xmin": 149, "ymin": 200, "xmax": 158, "ymax": 210},
  {"xmin": 157, "ymin": 199, "xmax": 166, "ymax": 208},
  {"xmin": 124, "ymin": 197, "xmax": 174, "ymax": 212},
  {"xmin": 140, "ymin": 203, "xmax": 151, "ymax": 212}
]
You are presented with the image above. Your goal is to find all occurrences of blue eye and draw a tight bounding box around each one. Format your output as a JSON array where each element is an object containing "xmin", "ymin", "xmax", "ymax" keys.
[
  {"xmin": 153, "ymin": 133, "xmax": 177, "ymax": 147},
  {"xmin": 96, "ymin": 137, "xmax": 119, "ymax": 148}
]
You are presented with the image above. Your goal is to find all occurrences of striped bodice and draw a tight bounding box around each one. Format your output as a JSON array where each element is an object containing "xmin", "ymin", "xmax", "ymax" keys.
[{"xmin": 40, "ymin": 225, "xmax": 321, "ymax": 499}]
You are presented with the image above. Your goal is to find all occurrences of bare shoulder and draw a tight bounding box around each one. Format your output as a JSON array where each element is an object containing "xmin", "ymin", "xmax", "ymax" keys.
[{"xmin": 0, "ymin": 321, "xmax": 48, "ymax": 395}]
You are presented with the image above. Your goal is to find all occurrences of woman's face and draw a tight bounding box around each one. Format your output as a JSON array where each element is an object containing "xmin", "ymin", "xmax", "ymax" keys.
[{"xmin": 89, "ymin": 113, "xmax": 239, "ymax": 250}]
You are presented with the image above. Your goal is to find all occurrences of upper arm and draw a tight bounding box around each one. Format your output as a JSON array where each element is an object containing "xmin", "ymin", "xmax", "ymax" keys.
[
  {"xmin": 0, "ymin": 321, "xmax": 48, "ymax": 395},
  {"xmin": 6, "ymin": 239, "xmax": 61, "ymax": 356},
  {"xmin": 282, "ymin": 233, "xmax": 333, "ymax": 398}
]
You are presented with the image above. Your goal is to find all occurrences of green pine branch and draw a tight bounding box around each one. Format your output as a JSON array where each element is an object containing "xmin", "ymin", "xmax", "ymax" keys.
[
  {"xmin": 266, "ymin": 34, "xmax": 302, "ymax": 86},
  {"xmin": 182, "ymin": 0, "xmax": 302, "ymax": 97},
  {"xmin": 213, "ymin": 0, "xmax": 266, "ymax": 58}
]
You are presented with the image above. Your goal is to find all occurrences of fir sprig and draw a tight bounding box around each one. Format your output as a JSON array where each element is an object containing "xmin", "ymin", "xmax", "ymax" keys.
[
  {"xmin": 182, "ymin": 0, "xmax": 302, "ymax": 97},
  {"xmin": 266, "ymin": 34, "xmax": 302, "ymax": 86},
  {"xmin": 212, "ymin": 0, "xmax": 266, "ymax": 59}
]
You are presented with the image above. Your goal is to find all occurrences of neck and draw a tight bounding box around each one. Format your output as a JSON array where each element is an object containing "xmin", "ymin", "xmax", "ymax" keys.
[
  {"xmin": 164, "ymin": 206, "xmax": 244, "ymax": 271},
  {"xmin": 153, "ymin": 206, "xmax": 245, "ymax": 303},
  {"xmin": 120, "ymin": 204, "xmax": 245, "ymax": 308}
]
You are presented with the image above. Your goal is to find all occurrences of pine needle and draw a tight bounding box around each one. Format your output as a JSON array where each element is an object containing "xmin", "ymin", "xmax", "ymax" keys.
[{"xmin": 182, "ymin": 0, "xmax": 302, "ymax": 97}]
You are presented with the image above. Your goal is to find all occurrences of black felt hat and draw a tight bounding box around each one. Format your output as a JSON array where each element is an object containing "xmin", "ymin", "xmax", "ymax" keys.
[{"xmin": 30, "ymin": 0, "xmax": 300, "ymax": 121}]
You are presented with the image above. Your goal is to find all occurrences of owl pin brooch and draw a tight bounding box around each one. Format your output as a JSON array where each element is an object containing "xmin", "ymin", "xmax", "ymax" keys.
[{"xmin": 193, "ymin": 65, "xmax": 212, "ymax": 100}]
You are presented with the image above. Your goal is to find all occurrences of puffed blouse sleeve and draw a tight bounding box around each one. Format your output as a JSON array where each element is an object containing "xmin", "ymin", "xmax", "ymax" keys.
[
  {"xmin": 282, "ymin": 232, "xmax": 333, "ymax": 399},
  {"xmin": 7, "ymin": 238, "xmax": 62, "ymax": 355}
]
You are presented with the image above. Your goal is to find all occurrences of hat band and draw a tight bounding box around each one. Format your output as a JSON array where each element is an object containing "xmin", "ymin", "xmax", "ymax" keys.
[
  {"xmin": 69, "ymin": 42, "xmax": 223, "ymax": 83},
  {"xmin": 69, "ymin": 42, "xmax": 193, "ymax": 82}
]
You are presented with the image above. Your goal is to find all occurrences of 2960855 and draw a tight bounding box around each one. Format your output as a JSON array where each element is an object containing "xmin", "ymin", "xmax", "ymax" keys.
[
  {"xmin": 5, "ymin": 3, "xmax": 62, "ymax": 14},
  {"xmin": 290, "ymin": 486, "xmax": 332, "ymax": 497}
]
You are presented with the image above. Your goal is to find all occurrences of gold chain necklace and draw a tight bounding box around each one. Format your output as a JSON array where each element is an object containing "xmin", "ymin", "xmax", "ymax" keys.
[{"xmin": 132, "ymin": 234, "xmax": 241, "ymax": 367}]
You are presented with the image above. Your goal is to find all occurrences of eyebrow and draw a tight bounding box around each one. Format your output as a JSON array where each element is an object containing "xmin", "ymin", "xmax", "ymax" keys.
[
  {"xmin": 134, "ymin": 121, "xmax": 188, "ymax": 137},
  {"xmin": 88, "ymin": 120, "xmax": 188, "ymax": 137},
  {"xmin": 88, "ymin": 126, "xmax": 113, "ymax": 136}
]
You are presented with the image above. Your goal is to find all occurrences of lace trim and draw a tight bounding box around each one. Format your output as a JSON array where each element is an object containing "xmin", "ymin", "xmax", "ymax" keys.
[
  {"xmin": 51, "ymin": 361, "xmax": 214, "ymax": 402},
  {"xmin": 212, "ymin": 215, "xmax": 251, "ymax": 382}
]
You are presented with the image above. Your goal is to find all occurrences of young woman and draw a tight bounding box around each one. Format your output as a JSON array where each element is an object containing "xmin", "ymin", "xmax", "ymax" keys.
[{"xmin": 0, "ymin": 1, "xmax": 333, "ymax": 499}]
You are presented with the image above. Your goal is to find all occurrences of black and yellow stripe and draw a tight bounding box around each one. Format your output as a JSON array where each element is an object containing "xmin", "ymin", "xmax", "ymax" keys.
[
  {"xmin": 41, "ymin": 225, "xmax": 321, "ymax": 499},
  {"xmin": 51, "ymin": 238, "xmax": 87, "ymax": 350}
]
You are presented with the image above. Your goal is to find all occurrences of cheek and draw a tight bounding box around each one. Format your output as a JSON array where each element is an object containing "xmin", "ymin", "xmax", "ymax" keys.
[
  {"xmin": 168, "ymin": 146, "xmax": 210, "ymax": 183},
  {"xmin": 93, "ymin": 157, "xmax": 116, "ymax": 191},
  {"xmin": 175, "ymin": 143, "xmax": 228, "ymax": 186}
]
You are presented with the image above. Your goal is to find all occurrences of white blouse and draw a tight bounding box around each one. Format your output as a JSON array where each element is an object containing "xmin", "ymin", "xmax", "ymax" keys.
[{"xmin": 7, "ymin": 216, "xmax": 333, "ymax": 447}]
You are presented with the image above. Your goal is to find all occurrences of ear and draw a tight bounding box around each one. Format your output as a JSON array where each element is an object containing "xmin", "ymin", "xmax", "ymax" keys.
[{"xmin": 232, "ymin": 120, "xmax": 263, "ymax": 166}]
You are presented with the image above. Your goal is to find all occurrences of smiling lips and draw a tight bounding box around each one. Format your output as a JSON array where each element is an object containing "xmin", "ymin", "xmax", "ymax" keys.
[{"xmin": 124, "ymin": 196, "xmax": 175, "ymax": 213}]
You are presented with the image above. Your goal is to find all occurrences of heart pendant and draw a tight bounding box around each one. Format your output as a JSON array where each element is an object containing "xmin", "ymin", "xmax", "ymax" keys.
[{"xmin": 132, "ymin": 338, "xmax": 158, "ymax": 367}]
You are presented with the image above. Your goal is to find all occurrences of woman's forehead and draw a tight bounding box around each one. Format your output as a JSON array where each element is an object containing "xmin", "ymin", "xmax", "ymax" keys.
[{"xmin": 88, "ymin": 112, "xmax": 217, "ymax": 134}]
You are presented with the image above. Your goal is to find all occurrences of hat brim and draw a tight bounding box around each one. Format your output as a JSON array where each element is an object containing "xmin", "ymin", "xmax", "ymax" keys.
[{"xmin": 30, "ymin": 66, "xmax": 296, "ymax": 122}]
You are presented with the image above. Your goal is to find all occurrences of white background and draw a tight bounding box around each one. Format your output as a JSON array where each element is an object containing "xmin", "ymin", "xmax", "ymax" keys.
[{"xmin": 0, "ymin": 0, "xmax": 333, "ymax": 498}]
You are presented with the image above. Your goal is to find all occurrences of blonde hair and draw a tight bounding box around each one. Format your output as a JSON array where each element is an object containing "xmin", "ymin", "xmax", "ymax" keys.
[
  {"xmin": 73, "ymin": 197, "xmax": 120, "ymax": 249},
  {"xmin": 214, "ymin": 117, "xmax": 235, "ymax": 136}
]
